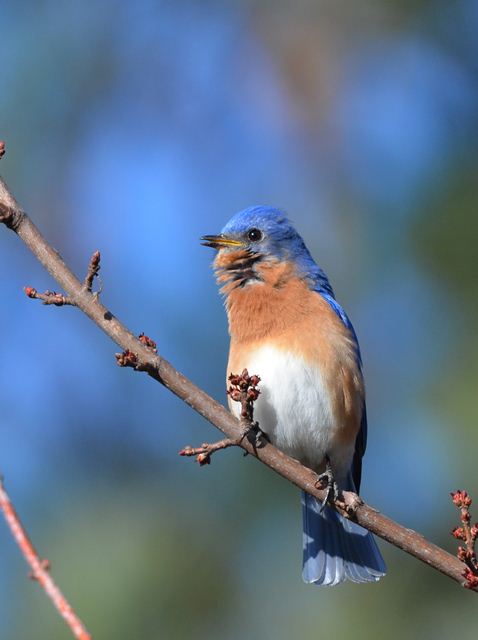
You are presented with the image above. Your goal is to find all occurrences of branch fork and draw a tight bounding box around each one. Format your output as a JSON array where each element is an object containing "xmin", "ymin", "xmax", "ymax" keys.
[
  {"xmin": 179, "ymin": 369, "xmax": 265, "ymax": 465},
  {"xmin": 24, "ymin": 250, "xmax": 101, "ymax": 306}
]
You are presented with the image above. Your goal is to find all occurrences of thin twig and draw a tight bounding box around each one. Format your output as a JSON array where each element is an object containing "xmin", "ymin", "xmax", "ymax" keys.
[
  {"xmin": 24, "ymin": 287, "xmax": 76, "ymax": 306},
  {"xmin": 179, "ymin": 439, "xmax": 239, "ymax": 465},
  {"xmin": 0, "ymin": 477, "xmax": 91, "ymax": 640},
  {"xmin": 0, "ymin": 166, "xmax": 476, "ymax": 593},
  {"xmin": 83, "ymin": 250, "xmax": 101, "ymax": 294}
]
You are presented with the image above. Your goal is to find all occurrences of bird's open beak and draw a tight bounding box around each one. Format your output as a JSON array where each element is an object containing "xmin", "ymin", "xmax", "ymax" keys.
[{"xmin": 200, "ymin": 234, "xmax": 244, "ymax": 249}]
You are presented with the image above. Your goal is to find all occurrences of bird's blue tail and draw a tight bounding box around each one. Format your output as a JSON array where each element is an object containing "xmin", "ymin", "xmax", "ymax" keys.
[{"xmin": 302, "ymin": 488, "xmax": 386, "ymax": 586}]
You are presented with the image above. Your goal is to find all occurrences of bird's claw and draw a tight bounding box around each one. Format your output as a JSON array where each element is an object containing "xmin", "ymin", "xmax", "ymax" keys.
[
  {"xmin": 239, "ymin": 422, "xmax": 270, "ymax": 453},
  {"xmin": 314, "ymin": 456, "xmax": 341, "ymax": 513}
]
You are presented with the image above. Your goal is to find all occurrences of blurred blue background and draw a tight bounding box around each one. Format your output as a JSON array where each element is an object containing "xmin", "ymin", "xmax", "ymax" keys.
[{"xmin": 1, "ymin": 1, "xmax": 478, "ymax": 638}]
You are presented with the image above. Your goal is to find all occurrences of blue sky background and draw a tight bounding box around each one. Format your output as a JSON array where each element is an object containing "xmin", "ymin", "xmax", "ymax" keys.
[{"xmin": 1, "ymin": 1, "xmax": 478, "ymax": 638}]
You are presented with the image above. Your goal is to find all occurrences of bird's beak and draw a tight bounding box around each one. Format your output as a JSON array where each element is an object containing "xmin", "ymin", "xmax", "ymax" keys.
[{"xmin": 200, "ymin": 234, "xmax": 244, "ymax": 249}]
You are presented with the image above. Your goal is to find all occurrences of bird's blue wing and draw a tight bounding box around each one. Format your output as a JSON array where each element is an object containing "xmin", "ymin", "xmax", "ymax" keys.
[
  {"xmin": 318, "ymin": 292, "xmax": 362, "ymax": 364},
  {"xmin": 316, "ymin": 290, "xmax": 367, "ymax": 492}
]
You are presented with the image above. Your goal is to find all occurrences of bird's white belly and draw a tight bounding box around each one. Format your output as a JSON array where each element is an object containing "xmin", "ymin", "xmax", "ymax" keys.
[{"xmin": 229, "ymin": 345, "xmax": 354, "ymax": 475}]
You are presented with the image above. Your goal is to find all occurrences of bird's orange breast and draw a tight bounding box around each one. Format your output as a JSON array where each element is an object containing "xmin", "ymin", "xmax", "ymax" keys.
[{"xmin": 219, "ymin": 257, "xmax": 364, "ymax": 455}]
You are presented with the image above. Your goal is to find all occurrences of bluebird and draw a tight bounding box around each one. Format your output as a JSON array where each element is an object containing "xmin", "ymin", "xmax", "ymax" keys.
[{"xmin": 202, "ymin": 205, "xmax": 386, "ymax": 586}]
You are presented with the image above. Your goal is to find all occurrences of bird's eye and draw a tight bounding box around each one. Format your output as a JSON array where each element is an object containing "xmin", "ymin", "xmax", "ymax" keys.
[{"xmin": 247, "ymin": 228, "xmax": 263, "ymax": 242}]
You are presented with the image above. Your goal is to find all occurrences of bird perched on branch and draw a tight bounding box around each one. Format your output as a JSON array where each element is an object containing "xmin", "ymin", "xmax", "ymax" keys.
[{"xmin": 202, "ymin": 206, "xmax": 386, "ymax": 586}]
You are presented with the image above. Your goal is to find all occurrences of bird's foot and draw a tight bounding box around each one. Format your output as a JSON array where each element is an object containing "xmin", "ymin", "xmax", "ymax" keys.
[
  {"xmin": 336, "ymin": 491, "xmax": 363, "ymax": 517},
  {"xmin": 314, "ymin": 456, "xmax": 341, "ymax": 513},
  {"xmin": 238, "ymin": 421, "xmax": 270, "ymax": 454}
]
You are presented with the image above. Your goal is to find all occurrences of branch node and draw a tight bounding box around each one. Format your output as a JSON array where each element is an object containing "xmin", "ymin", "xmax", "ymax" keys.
[
  {"xmin": 116, "ymin": 332, "xmax": 158, "ymax": 370},
  {"xmin": 138, "ymin": 333, "xmax": 157, "ymax": 352},
  {"xmin": 24, "ymin": 250, "xmax": 103, "ymax": 308},
  {"xmin": 29, "ymin": 558, "xmax": 51, "ymax": 580},
  {"xmin": 115, "ymin": 349, "xmax": 138, "ymax": 368},
  {"xmin": 0, "ymin": 202, "xmax": 24, "ymax": 231}
]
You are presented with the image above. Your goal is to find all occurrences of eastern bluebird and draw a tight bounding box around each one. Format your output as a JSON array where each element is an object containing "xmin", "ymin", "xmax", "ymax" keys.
[{"xmin": 202, "ymin": 205, "xmax": 386, "ymax": 586}]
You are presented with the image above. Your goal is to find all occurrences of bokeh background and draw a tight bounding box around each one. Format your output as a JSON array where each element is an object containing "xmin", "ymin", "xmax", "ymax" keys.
[{"xmin": 1, "ymin": 1, "xmax": 478, "ymax": 638}]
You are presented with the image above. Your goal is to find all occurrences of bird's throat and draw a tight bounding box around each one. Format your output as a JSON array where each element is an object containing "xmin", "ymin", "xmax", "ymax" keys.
[
  {"xmin": 216, "ymin": 256, "xmax": 313, "ymax": 343},
  {"xmin": 213, "ymin": 248, "xmax": 263, "ymax": 294}
]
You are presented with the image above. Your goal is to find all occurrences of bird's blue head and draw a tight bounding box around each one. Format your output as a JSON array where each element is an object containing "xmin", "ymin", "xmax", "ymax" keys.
[{"xmin": 201, "ymin": 205, "xmax": 333, "ymax": 295}]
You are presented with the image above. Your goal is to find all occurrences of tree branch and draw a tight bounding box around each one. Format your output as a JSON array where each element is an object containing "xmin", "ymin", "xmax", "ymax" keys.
[
  {"xmin": 0, "ymin": 162, "xmax": 476, "ymax": 595},
  {"xmin": 0, "ymin": 477, "xmax": 91, "ymax": 640}
]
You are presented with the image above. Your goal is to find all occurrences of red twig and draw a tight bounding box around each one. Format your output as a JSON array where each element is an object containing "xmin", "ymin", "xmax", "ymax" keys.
[
  {"xmin": 0, "ymin": 477, "xmax": 91, "ymax": 640},
  {"xmin": 451, "ymin": 490, "xmax": 478, "ymax": 589}
]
